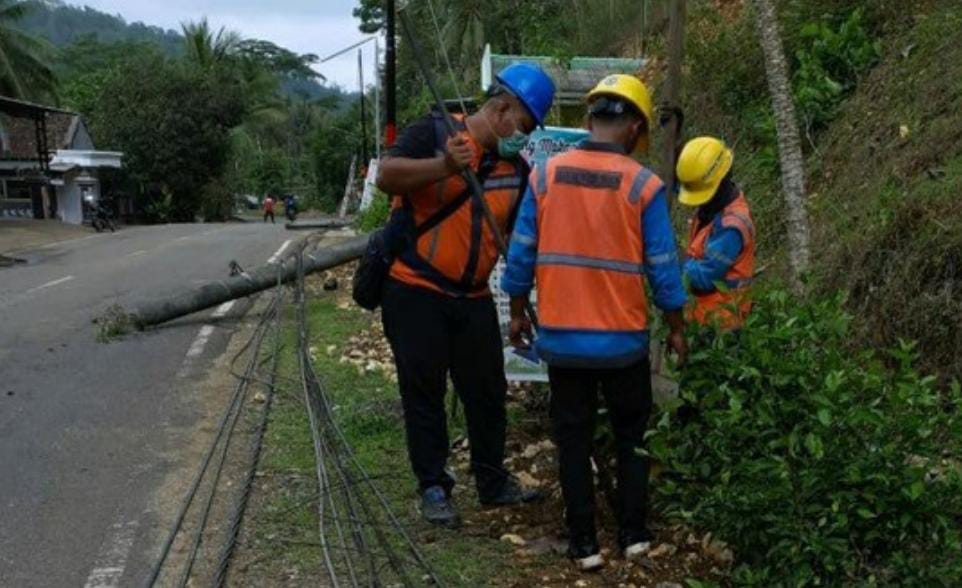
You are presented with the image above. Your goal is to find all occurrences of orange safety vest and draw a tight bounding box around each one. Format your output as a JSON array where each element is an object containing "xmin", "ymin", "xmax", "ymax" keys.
[
  {"xmin": 685, "ymin": 193, "xmax": 755, "ymax": 328},
  {"xmin": 389, "ymin": 114, "xmax": 524, "ymax": 297},
  {"xmin": 533, "ymin": 146, "xmax": 663, "ymax": 332}
]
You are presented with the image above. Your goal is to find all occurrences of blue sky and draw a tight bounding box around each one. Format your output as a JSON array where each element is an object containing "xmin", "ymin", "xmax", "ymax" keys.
[{"xmin": 67, "ymin": 0, "xmax": 378, "ymax": 90}]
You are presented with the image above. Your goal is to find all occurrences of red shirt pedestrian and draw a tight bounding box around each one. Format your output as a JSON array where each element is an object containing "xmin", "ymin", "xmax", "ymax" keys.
[{"xmin": 263, "ymin": 196, "xmax": 275, "ymax": 223}]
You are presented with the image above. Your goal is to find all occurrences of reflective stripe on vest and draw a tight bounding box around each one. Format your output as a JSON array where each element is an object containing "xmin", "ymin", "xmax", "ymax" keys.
[
  {"xmin": 389, "ymin": 114, "xmax": 525, "ymax": 297},
  {"xmin": 686, "ymin": 193, "xmax": 755, "ymax": 328},
  {"xmin": 537, "ymin": 252, "xmax": 645, "ymax": 274},
  {"xmin": 533, "ymin": 148, "xmax": 662, "ymax": 332}
]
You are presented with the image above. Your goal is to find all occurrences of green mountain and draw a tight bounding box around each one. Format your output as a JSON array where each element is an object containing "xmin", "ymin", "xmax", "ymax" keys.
[
  {"xmin": 17, "ymin": 0, "xmax": 341, "ymax": 101},
  {"xmin": 18, "ymin": 0, "xmax": 183, "ymax": 54}
]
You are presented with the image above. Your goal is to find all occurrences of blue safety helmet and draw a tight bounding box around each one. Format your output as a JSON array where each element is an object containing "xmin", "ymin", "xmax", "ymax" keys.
[{"xmin": 495, "ymin": 62, "xmax": 556, "ymax": 128}]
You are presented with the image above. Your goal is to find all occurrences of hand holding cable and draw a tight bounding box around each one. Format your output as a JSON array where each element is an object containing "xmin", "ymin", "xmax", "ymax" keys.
[
  {"xmin": 443, "ymin": 135, "xmax": 477, "ymax": 173},
  {"xmin": 399, "ymin": 7, "xmax": 540, "ymax": 330}
]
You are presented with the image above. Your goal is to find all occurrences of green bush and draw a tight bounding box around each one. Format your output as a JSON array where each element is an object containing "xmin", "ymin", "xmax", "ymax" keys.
[
  {"xmin": 648, "ymin": 289, "xmax": 962, "ymax": 586},
  {"xmin": 355, "ymin": 191, "xmax": 391, "ymax": 233},
  {"xmin": 793, "ymin": 9, "xmax": 881, "ymax": 132}
]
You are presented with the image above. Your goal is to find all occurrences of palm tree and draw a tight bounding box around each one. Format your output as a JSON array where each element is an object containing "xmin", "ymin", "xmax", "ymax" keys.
[
  {"xmin": 181, "ymin": 18, "xmax": 241, "ymax": 69},
  {"xmin": 0, "ymin": 0, "xmax": 56, "ymax": 100},
  {"xmin": 752, "ymin": 0, "xmax": 811, "ymax": 290}
]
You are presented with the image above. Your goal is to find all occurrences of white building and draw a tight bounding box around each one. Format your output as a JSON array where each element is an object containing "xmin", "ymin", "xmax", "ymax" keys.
[{"xmin": 0, "ymin": 97, "xmax": 122, "ymax": 224}]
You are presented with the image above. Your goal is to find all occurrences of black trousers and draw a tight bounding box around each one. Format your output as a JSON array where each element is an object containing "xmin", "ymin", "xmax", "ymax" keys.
[
  {"xmin": 263, "ymin": 211, "xmax": 274, "ymax": 223},
  {"xmin": 548, "ymin": 358, "xmax": 653, "ymax": 541},
  {"xmin": 381, "ymin": 280, "xmax": 508, "ymax": 499}
]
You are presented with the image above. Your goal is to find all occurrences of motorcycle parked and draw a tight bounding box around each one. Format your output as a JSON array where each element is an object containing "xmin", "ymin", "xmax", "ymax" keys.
[{"xmin": 84, "ymin": 195, "xmax": 115, "ymax": 232}]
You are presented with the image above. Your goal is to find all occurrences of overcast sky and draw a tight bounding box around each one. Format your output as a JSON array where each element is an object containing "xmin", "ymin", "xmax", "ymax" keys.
[{"xmin": 68, "ymin": 0, "xmax": 377, "ymax": 90}]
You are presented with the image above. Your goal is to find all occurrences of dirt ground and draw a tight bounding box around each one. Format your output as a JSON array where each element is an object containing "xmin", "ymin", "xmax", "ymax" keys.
[
  {"xmin": 0, "ymin": 218, "xmax": 94, "ymax": 255},
  {"xmin": 216, "ymin": 252, "xmax": 732, "ymax": 587},
  {"xmin": 310, "ymin": 263, "xmax": 733, "ymax": 587}
]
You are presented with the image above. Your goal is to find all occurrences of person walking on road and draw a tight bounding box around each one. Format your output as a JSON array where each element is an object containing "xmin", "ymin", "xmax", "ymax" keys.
[
  {"xmin": 501, "ymin": 74, "xmax": 688, "ymax": 571},
  {"xmin": 376, "ymin": 62, "xmax": 556, "ymax": 528},
  {"xmin": 677, "ymin": 136, "xmax": 756, "ymax": 329},
  {"xmin": 263, "ymin": 194, "xmax": 275, "ymax": 224}
]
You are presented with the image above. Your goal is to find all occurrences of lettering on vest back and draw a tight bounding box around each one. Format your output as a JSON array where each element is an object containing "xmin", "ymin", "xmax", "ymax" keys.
[{"xmin": 554, "ymin": 166, "xmax": 623, "ymax": 190}]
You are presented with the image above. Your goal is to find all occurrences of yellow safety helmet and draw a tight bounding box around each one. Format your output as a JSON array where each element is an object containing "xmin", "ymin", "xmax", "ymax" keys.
[
  {"xmin": 586, "ymin": 74, "xmax": 654, "ymax": 154},
  {"xmin": 676, "ymin": 136, "xmax": 734, "ymax": 207}
]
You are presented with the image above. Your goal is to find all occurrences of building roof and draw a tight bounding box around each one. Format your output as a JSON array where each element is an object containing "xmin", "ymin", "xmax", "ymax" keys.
[
  {"xmin": 481, "ymin": 45, "xmax": 646, "ymax": 104},
  {"xmin": 0, "ymin": 111, "xmax": 80, "ymax": 161},
  {"xmin": 0, "ymin": 96, "xmax": 75, "ymax": 118}
]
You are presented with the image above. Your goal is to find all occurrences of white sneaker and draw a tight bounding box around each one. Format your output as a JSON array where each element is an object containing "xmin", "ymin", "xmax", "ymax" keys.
[
  {"xmin": 624, "ymin": 541, "xmax": 652, "ymax": 560},
  {"xmin": 574, "ymin": 552, "xmax": 604, "ymax": 571}
]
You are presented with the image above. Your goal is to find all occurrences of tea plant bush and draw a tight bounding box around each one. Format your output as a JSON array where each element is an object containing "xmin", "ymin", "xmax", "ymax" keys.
[{"xmin": 648, "ymin": 289, "xmax": 962, "ymax": 586}]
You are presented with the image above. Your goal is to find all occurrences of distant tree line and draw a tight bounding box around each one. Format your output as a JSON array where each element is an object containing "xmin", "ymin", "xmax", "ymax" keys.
[{"xmin": 0, "ymin": 0, "xmax": 368, "ymax": 222}]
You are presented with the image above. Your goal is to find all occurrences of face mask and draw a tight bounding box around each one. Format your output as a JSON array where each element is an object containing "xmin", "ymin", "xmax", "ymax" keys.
[{"xmin": 498, "ymin": 129, "xmax": 529, "ymax": 159}]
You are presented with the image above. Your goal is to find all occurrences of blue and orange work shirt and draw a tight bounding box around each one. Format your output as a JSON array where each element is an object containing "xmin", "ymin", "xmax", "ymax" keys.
[{"xmin": 501, "ymin": 142, "xmax": 687, "ymax": 368}]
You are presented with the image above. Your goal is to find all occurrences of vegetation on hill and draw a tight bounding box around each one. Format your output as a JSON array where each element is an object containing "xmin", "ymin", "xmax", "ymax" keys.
[
  {"xmin": 18, "ymin": 0, "xmax": 182, "ymax": 53},
  {"xmin": 0, "ymin": 0, "xmax": 56, "ymax": 100}
]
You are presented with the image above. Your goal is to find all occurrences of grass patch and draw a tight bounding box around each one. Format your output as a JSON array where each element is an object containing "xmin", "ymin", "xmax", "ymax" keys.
[
  {"xmin": 94, "ymin": 304, "xmax": 134, "ymax": 342},
  {"xmin": 809, "ymin": 1, "xmax": 962, "ymax": 380},
  {"xmin": 248, "ymin": 287, "xmax": 513, "ymax": 586}
]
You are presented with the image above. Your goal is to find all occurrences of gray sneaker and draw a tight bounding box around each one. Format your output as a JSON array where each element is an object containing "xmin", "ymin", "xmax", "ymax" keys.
[{"xmin": 420, "ymin": 486, "xmax": 461, "ymax": 528}]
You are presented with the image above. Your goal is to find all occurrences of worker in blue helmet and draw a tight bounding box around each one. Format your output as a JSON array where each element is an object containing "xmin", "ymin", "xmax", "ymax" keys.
[{"xmin": 376, "ymin": 63, "xmax": 555, "ymax": 528}]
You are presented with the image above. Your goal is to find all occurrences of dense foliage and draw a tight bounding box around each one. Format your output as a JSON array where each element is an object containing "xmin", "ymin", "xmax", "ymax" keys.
[
  {"xmin": 0, "ymin": 1, "xmax": 369, "ymax": 221},
  {"xmin": 17, "ymin": 0, "xmax": 183, "ymax": 54},
  {"xmin": 73, "ymin": 48, "xmax": 245, "ymax": 221},
  {"xmin": 648, "ymin": 289, "xmax": 962, "ymax": 586},
  {"xmin": 0, "ymin": 0, "xmax": 56, "ymax": 100},
  {"xmin": 41, "ymin": 15, "xmax": 364, "ymax": 221}
]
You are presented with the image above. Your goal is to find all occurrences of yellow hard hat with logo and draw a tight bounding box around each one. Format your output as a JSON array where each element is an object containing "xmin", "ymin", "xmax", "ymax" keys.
[
  {"xmin": 586, "ymin": 74, "xmax": 654, "ymax": 154},
  {"xmin": 676, "ymin": 136, "xmax": 734, "ymax": 206}
]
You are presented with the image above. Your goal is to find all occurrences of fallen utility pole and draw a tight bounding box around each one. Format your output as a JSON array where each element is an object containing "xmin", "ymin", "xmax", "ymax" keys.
[
  {"xmin": 124, "ymin": 235, "xmax": 368, "ymax": 329},
  {"xmin": 284, "ymin": 219, "xmax": 355, "ymax": 231}
]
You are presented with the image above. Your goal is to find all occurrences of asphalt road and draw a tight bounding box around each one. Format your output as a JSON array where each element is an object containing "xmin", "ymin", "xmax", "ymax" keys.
[{"xmin": 0, "ymin": 222, "xmax": 297, "ymax": 587}]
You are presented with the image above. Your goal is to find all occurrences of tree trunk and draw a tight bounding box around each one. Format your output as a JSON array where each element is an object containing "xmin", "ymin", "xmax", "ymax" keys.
[
  {"xmin": 661, "ymin": 0, "xmax": 686, "ymax": 204},
  {"xmin": 752, "ymin": 0, "xmax": 810, "ymax": 290}
]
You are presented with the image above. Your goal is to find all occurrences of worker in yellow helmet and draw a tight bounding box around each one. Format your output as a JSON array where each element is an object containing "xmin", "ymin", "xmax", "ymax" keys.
[
  {"xmin": 503, "ymin": 74, "xmax": 688, "ymax": 571},
  {"xmin": 677, "ymin": 136, "xmax": 756, "ymax": 329}
]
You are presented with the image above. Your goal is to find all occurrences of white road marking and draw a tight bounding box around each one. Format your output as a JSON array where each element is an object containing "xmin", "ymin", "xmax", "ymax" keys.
[
  {"xmin": 176, "ymin": 320, "xmax": 219, "ymax": 378},
  {"xmin": 185, "ymin": 325, "xmax": 216, "ymax": 358},
  {"xmin": 268, "ymin": 239, "xmax": 292, "ymax": 264},
  {"xmin": 211, "ymin": 300, "xmax": 235, "ymax": 318},
  {"xmin": 173, "ymin": 235, "xmax": 192, "ymax": 242},
  {"xmin": 83, "ymin": 519, "xmax": 139, "ymax": 588},
  {"xmin": 26, "ymin": 275, "xmax": 74, "ymax": 293},
  {"xmin": 125, "ymin": 249, "xmax": 148, "ymax": 258}
]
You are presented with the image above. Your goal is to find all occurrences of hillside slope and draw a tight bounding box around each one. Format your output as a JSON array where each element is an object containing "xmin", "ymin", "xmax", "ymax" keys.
[
  {"xmin": 808, "ymin": 2, "xmax": 962, "ymax": 379},
  {"xmin": 681, "ymin": 0, "xmax": 960, "ymax": 380},
  {"xmin": 18, "ymin": 0, "xmax": 182, "ymax": 53}
]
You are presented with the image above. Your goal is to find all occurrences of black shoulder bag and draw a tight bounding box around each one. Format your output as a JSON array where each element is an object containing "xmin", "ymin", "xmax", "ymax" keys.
[{"xmin": 351, "ymin": 189, "xmax": 472, "ymax": 310}]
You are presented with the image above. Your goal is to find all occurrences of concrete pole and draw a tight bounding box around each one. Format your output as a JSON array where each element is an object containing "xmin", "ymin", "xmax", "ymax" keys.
[{"xmin": 125, "ymin": 235, "xmax": 368, "ymax": 329}]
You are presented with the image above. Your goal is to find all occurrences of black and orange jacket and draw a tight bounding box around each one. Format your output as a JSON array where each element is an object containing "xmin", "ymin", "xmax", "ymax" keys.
[{"xmin": 388, "ymin": 114, "xmax": 526, "ymax": 297}]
